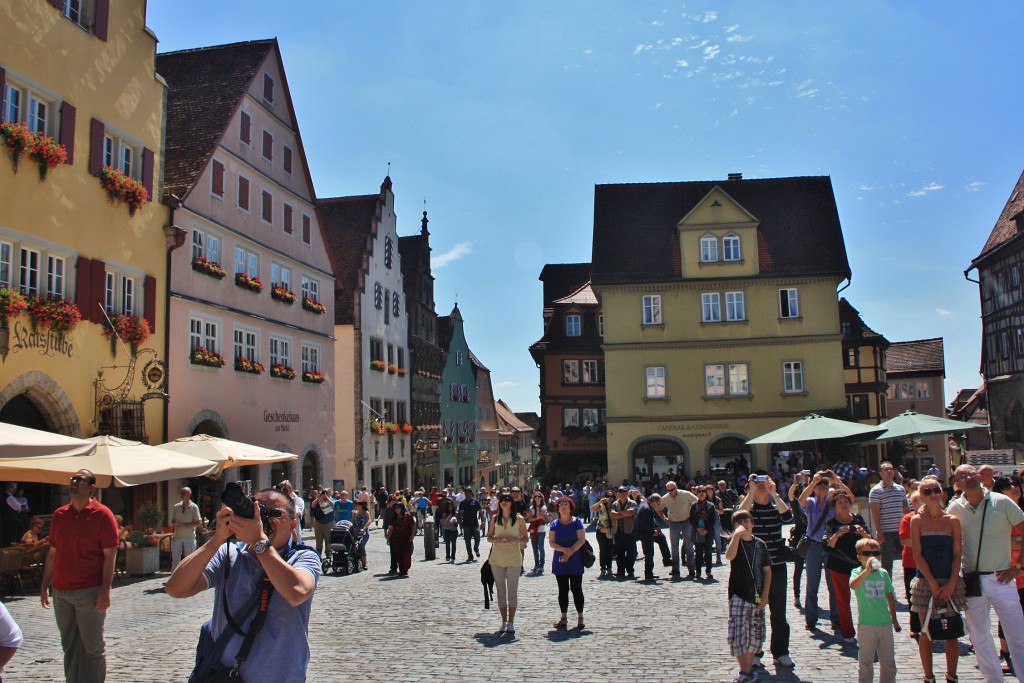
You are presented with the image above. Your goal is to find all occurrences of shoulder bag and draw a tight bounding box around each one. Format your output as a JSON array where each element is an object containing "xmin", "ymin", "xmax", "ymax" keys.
[
  {"xmin": 963, "ymin": 498, "xmax": 988, "ymax": 597},
  {"xmin": 923, "ymin": 595, "xmax": 964, "ymax": 641},
  {"xmin": 796, "ymin": 502, "xmax": 829, "ymax": 559},
  {"xmin": 580, "ymin": 539, "xmax": 596, "ymax": 568}
]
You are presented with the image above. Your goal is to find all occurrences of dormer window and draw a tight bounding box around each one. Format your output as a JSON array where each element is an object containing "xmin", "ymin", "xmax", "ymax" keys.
[
  {"xmin": 565, "ymin": 314, "xmax": 581, "ymax": 337},
  {"xmin": 700, "ymin": 235, "xmax": 718, "ymax": 262},
  {"xmin": 723, "ymin": 233, "xmax": 741, "ymax": 261}
]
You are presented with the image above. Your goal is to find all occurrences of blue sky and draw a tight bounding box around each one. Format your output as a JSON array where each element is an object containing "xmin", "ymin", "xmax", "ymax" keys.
[{"xmin": 148, "ymin": 2, "xmax": 1023, "ymax": 414}]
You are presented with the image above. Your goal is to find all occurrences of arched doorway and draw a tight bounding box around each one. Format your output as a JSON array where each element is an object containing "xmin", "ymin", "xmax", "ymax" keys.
[
  {"xmin": 191, "ymin": 420, "xmax": 225, "ymax": 438},
  {"xmin": 630, "ymin": 439, "xmax": 685, "ymax": 484},
  {"xmin": 0, "ymin": 394, "xmax": 63, "ymax": 518},
  {"xmin": 708, "ymin": 436, "xmax": 753, "ymax": 479},
  {"xmin": 301, "ymin": 450, "xmax": 319, "ymax": 495},
  {"xmin": 270, "ymin": 461, "xmax": 290, "ymax": 489}
]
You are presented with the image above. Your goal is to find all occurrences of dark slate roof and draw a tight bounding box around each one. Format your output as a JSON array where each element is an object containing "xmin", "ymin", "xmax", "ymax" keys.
[
  {"xmin": 437, "ymin": 315, "xmax": 453, "ymax": 352},
  {"xmin": 468, "ymin": 349, "xmax": 489, "ymax": 372},
  {"xmin": 886, "ymin": 338, "xmax": 945, "ymax": 375},
  {"xmin": 539, "ymin": 263, "xmax": 591, "ymax": 308},
  {"xmin": 839, "ymin": 298, "xmax": 888, "ymax": 343},
  {"xmin": 972, "ymin": 169, "xmax": 1024, "ymax": 267},
  {"xmin": 514, "ymin": 412, "xmax": 540, "ymax": 432},
  {"xmin": 591, "ymin": 176, "xmax": 850, "ymax": 284},
  {"xmin": 318, "ymin": 193, "xmax": 380, "ymax": 326},
  {"xmin": 156, "ymin": 40, "xmax": 274, "ymax": 200}
]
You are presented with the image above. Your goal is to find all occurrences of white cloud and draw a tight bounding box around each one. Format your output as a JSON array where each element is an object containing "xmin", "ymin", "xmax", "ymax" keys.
[
  {"xmin": 724, "ymin": 24, "xmax": 740, "ymax": 33},
  {"xmin": 675, "ymin": 59, "xmax": 689, "ymax": 68},
  {"xmin": 432, "ymin": 242, "xmax": 472, "ymax": 268},
  {"xmin": 633, "ymin": 43, "xmax": 653, "ymax": 55},
  {"xmin": 965, "ymin": 181, "xmax": 985, "ymax": 192},
  {"xmin": 858, "ymin": 184, "xmax": 875, "ymax": 191},
  {"xmin": 583, "ymin": 48, "xmax": 592, "ymax": 55},
  {"xmin": 935, "ymin": 308, "xmax": 953, "ymax": 316},
  {"xmin": 496, "ymin": 381, "xmax": 518, "ymax": 389},
  {"xmin": 727, "ymin": 33, "xmax": 751, "ymax": 43},
  {"xmin": 701, "ymin": 11, "xmax": 717, "ymax": 23},
  {"xmin": 703, "ymin": 44, "xmax": 720, "ymax": 60},
  {"xmin": 907, "ymin": 182, "xmax": 944, "ymax": 197},
  {"xmin": 651, "ymin": 20, "xmax": 663, "ymax": 27}
]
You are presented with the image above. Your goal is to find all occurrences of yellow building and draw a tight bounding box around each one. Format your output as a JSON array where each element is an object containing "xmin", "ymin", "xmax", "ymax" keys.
[
  {"xmin": 0, "ymin": 0, "xmax": 167, "ymax": 514},
  {"xmin": 592, "ymin": 175, "xmax": 851, "ymax": 483}
]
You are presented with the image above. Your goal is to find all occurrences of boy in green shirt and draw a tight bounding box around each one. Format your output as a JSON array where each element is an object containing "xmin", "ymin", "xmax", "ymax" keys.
[{"xmin": 849, "ymin": 538, "xmax": 900, "ymax": 683}]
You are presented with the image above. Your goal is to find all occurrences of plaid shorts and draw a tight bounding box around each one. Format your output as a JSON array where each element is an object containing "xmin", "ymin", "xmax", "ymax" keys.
[{"xmin": 728, "ymin": 594, "xmax": 765, "ymax": 656}]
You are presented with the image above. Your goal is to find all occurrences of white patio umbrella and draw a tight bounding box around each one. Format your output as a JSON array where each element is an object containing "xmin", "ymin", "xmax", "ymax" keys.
[
  {"xmin": 156, "ymin": 434, "xmax": 296, "ymax": 474},
  {"xmin": 0, "ymin": 435, "xmax": 219, "ymax": 487},
  {"xmin": 0, "ymin": 422, "xmax": 96, "ymax": 459}
]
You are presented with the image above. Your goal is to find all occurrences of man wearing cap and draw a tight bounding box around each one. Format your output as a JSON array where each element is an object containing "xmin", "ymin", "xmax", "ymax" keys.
[
  {"xmin": 170, "ymin": 487, "xmax": 202, "ymax": 571},
  {"xmin": 610, "ymin": 486, "xmax": 637, "ymax": 577},
  {"xmin": 947, "ymin": 464, "xmax": 1024, "ymax": 683},
  {"xmin": 659, "ymin": 481, "xmax": 699, "ymax": 579}
]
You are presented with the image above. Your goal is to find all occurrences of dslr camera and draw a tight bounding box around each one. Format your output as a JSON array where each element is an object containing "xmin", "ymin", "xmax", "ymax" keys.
[{"xmin": 222, "ymin": 481, "xmax": 274, "ymax": 537}]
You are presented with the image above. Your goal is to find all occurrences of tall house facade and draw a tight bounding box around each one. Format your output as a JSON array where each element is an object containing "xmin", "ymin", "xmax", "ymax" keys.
[
  {"xmin": 158, "ymin": 40, "xmax": 336, "ymax": 502},
  {"xmin": 530, "ymin": 264, "xmax": 607, "ymax": 484},
  {"xmin": 399, "ymin": 214, "xmax": 443, "ymax": 489},
  {"xmin": 1, "ymin": 0, "xmax": 166, "ymax": 514},
  {"xmin": 968, "ymin": 170, "xmax": 1024, "ymax": 463},
  {"xmin": 591, "ymin": 176, "xmax": 851, "ymax": 484},
  {"xmin": 839, "ymin": 298, "xmax": 890, "ymax": 467},
  {"xmin": 885, "ymin": 338, "xmax": 948, "ymax": 477},
  {"xmin": 438, "ymin": 305, "xmax": 478, "ymax": 486},
  {"xmin": 472, "ymin": 351, "xmax": 499, "ymax": 488},
  {"xmin": 494, "ymin": 399, "xmax": 534, "ymax": 489},
  {"xmin": 321, "ymin": 178, "xmax": 411, "ymax": 493}
]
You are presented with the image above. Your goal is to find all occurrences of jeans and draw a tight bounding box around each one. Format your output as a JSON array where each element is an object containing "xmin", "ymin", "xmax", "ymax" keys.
[
  {"xmin": 964, "ymin": 574, "xmax": 1024, "ymax": 683},
  {"xmin": 803, "ymin": 540, "xmax": 837, "ymax": 626},
  {"xmin": 878, "ymin": 531, "xmax": 902, "ymax": 574},
  {"xmin": 694, "ymin": 539, "xmax": 713, "ymax": 575},
  {"xmin": 767, "ymin": 562, "xmax": 790, "ymax": 658},
  {"xmin": 613, "ymin": 530, "xmax": 636, "ymax": 575},
  {"xmin": 443, "ymin": 528, "xmax": 458, "ymax": 561},
  {"xmin": 793, "ymin": 553, "xmax": 805, "ymax": 599},
  {"xmin": 668, "ymin": 520, "xmax": 694, "ymax": 575},
  {"xmin": 857, "ymin": 624, "xmax": 896, "ymax": 683},
  {"xmin": 171, "ymin": 535, "xmax": 196, "ymax": 571},
  {"xmin": 714, "ymin": 514, "xmax": 725, "ymax": 560},
  {"xmin": 53, "ymin": 586, "xmax": 106, "ymax": 683},
  {"xmin": 462, "ymin": 526, "xmax": 480, "ymax": 559},
  {"xmin": 531, "ymin": 532, "xmax": 546, "ymax": 570},
  {"xmin": 596, "ymin": 532, "xmax": 614, "ymax": 571},
  {"xmin": 640, "ymin": 537, "xmax": 655, "ymax": 578}
]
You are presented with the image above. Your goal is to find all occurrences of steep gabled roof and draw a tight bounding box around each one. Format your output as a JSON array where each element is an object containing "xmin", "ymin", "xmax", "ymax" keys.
[
  {"xmin": 973, "ymin": 170, "xmax": 1024, "ymax": 267},
  {"xmin": 592, "ymin": 176, "xmax": 850, "ymax": 284},
  {"xmin": 539, "ymin": 263, "xmax": 591, "ymax": 308},
  {"xmin": 554, "ymin": 281, "xmax": 599, "ymax": 306},
  {"xmin": 495, "ymin": 399, "xmax": 533, "ymax": 433},
  {"xmin": 886, "ymin": 338, "xmax": 945, "ymax": 375},
  {"xmin": 839, "ymin": 298, "xmax": 889, "ymax": 344},
  {"xmin": 156, "ymin": 40, "xmax": 275, "ymax": 200},
  {"xmin": 318, "ymin": 193, "xmax": 380, "ymax": 325}
]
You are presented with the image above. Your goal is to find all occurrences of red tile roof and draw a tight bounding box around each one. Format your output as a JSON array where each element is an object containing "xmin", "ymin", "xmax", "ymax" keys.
[
  {"xmin": 973, "ymin": 169, "xmax": 1024, "ymax": 266},
  {"xmin": 886, "ymin": 337, "xmax": 945, "ymax": 375},
  {"xmin": 591, "ymin": 176, "xmax": 850, "ymax": 284},
  {"xmin": 156, "ymin": 40, "xmax": 275, "ymax": 200}
]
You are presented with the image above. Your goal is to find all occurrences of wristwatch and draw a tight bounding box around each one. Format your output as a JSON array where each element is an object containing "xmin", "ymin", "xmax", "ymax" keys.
[{"xmin": 251, "ymin": 539, "xmax": 271, "ymax": 555}]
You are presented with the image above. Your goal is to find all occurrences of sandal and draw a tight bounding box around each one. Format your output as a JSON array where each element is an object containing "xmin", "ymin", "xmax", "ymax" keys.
[
  {"xmin": 576, "ymin": 619, "xmax": 585, "ymax": 630},
  {"xmin": 553, "ymin": 617, "xmax": 568, "ymax": 629}
]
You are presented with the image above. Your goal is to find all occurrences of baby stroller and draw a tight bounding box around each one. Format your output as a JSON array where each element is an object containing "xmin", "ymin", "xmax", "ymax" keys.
[{"xmin": 327, "ymin": 519, "xmax": 363, "ymax": 575}]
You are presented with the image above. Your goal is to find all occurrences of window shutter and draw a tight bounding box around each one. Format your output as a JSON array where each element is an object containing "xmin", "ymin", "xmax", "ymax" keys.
[
  {"xmin": 302, "ymin": 214, "xmax": 311, "ymax": 243},
  {"xmin": 75, "ymin": 257, "xmax": 94, "ymax": 319},
  {"xmin": 238, "ymin": 176, "xmax": 249, "ymax": 210},
  {"xmin": 141, "ymin": 147, "xmax": 154, "ymax": 200},
  {"xmin": 90, "ymin": 260, "xmax": 107, "ymax": 324},
  {"xmin": 94, "ymin": 0, "xmax": 110, "ymax": 41},
  {"xmin": 283, "ymin": 203, "xmax": 293, "ymax": 233},
  {"xmin": 262, "ymin": 191, "xmax": 272, "ymax": 222},
  {"xmin": 59, "ymin": 101, "xmax": 76, "ymax": 165},
  {"xmin": 143, "ymin": 275, "xmax": 156, "ymax": 334},
  {"xmin": 262, "ymin": 130, "xmax": 272, "ymax": 160},
  {"xmin": 211, "ymin": 160, "xmax": 224, "ymax": 196},
  {"xmin": 240, "ymin": 112, "xmax": 251, "ymax": 145},
  {"xmin": 0, "ymin": 68, "xmax": 5, "ymax": 102},
  {"xmin": 283, "ymin": 146, "xmax": 292, "ymax": 174},
  {"xmin": 88, "ymin": 118, "xmax": 105, "ymax": 177}
]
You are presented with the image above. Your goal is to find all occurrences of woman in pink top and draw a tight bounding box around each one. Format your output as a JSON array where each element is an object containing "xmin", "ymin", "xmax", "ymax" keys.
[{"xmin": 993, "ymin": 476, "xmax": 1023, "ymax": 675}]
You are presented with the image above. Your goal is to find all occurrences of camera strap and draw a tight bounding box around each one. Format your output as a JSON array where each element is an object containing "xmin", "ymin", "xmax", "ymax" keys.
[{"xmin": 972, "ymin": 498, "xmax": 987, "ymax": 574}]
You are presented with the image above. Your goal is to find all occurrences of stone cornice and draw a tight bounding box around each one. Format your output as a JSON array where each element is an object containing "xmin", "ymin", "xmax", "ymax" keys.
[
  {"xmin": 608, "ymin": 409, "xmax": 832, "ymax": 423},
  {"xmin": 594, "ymin": 274, "xmax": 842, "ymax": 293},
  {"xmin": 602, "ymin": 333, "xmax": 842, "ymax": 351}
]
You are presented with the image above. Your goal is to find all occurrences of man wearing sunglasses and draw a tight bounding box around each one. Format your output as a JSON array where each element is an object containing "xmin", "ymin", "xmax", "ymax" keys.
[
  {"xmin": 167, "ymin": 488, "xmax": 320, "ymax": 682},
  {"xmin": 39, "ymin": 469, "xmax": 118, "ymax": 683}
]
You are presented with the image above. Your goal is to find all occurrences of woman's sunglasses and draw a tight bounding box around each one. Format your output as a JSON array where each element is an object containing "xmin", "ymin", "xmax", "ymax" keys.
[{"xmin": 920, "ymin": 487, "xmax": 942, "ymax": 496}]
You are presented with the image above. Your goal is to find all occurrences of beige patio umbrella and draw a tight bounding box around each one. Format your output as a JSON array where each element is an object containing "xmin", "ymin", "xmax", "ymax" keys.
[
  {"xmin": 0, "ymin": 422, "xmax": 96, "ymax": 459},
  {"xmin": 0, "ymin": 435, "xmax": 219, "ymax": 487},
  {"xmin": 155, "ymin": 434, "xmax": 296, "ymax": 474}
]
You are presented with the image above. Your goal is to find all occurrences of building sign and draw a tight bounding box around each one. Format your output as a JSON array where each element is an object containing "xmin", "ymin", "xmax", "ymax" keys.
[
  {"xmin": 10, "ymin": 320, "xmax": 73, "ymax": 358},
  {"xmin": 264, "ymin": 410, "xmax": 301, "ymax": 432},
  {"xmin": 655, "ymin": 422, "xmax": 730, "ymax": 439},
  {"xmin": 967, "ymin": 450, "xmax": 1015, "ymax": 465}
]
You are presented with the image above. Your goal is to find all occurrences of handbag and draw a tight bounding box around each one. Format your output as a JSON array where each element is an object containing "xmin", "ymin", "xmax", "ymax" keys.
[
  {"xmin": 963, "ymin": 499, "xmax": 988, "ymax": 598},
  {"xmin": 580, "ymin": 539, "xmax": 596, "ymax": 568},
  {"xmin": 923, "ymin": 596, "xmax": 964, "ymax": 641},
  {"xmin": 796, "ymin": 505, "xmax": 829, "ymax": 559}
]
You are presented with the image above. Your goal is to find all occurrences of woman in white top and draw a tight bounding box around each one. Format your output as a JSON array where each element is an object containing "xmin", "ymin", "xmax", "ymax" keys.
[{"xmin": 526, "ymin": 492, "xmax": 550, "ymax": 574}]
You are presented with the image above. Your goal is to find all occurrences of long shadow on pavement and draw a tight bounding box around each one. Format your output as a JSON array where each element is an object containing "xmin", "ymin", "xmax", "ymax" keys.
[{"xmin": 473, "ymin": 632, "xmax": 517, "ymax": 648}]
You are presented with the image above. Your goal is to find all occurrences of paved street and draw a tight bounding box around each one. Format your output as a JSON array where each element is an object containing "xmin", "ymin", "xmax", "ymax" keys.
[{"xmin": 1, "ymin": 526, "xmax": 1008, "ymax": 682}]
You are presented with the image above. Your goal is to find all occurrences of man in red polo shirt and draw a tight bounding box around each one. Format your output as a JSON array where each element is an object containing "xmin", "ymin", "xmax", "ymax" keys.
[{"xmin": 39, "ymin": 468, "xmax": 119, "ymax": 683}]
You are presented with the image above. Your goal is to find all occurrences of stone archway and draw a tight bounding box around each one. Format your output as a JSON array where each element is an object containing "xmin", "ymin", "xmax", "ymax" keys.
[
  {"xmin": 0, "ymin": 370, "xmax": 82, "ymax": 436},
  {"xmin": 186, "ymin": 410, "xmax": 228, "ymax": 438},
  {"xmin": 301, "ymin": 447, "xmax": 321, "ymax": 494},
  {"xmin": 628, "ymin": 437, "xmax": 687, "ymax": 484},
  {"xmin": 707, "ymin": 435, "xmax": 754, "ymax": 478}
]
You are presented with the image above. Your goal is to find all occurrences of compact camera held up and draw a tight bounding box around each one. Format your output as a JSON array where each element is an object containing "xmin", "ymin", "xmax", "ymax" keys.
[{"xmin": 221, "ymin": 481, "xmax": 275, "ymax": 537}]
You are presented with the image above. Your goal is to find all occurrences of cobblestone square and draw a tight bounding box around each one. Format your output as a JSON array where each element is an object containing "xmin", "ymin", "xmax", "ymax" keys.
[{"xmin": 1, "ymin": 527, "xmax": 1006, "ymax": 682}]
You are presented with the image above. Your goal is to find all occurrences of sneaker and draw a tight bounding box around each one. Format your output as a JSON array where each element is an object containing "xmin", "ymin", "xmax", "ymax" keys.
[
  {"xmin": 773, "ymin": 655, "xmax": 795, "ymax": 668},
  {"xmin": 751, "ymin": 656, "xmax": 763, "ymax": 668}
]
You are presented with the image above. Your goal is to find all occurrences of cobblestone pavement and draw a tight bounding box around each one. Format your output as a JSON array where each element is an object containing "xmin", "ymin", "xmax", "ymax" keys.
[{"xmin": 1, "ymin": 526, "xmax": 1009, "ymax": 682}]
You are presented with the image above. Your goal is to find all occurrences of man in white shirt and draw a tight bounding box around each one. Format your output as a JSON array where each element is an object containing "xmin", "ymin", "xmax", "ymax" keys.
[
  {"xmin": 658, "ymin": 481, "xmax": 699, "ymax": 579},
  {"xmin": 170, "ymin": 487, "xmax": 202, "ymax": 570}
]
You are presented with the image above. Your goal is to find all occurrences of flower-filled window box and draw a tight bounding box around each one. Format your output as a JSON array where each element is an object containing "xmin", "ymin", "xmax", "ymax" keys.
[
  {"xmin": 396, "ymin": 367, "xmax": 408, "ymax": 377},
  {"xmin": 234, "ymin": 272, "xmax": 263, "ymax": 293},
  {"xmin": 270, "ymin": 286, "xmax": 295, "ymax": 304},
  {"xmin": 400, "ymin": 423, "xmax": 413, "ymax": 434},
  {"xmin": 234, "ymin": 357, "xmax": 265, "ymax": 375},
  {"xmin": 302, "ymin": 297, "xmax": 327, "ymax": 315},
  {"xmin": 387, "ymin": 363, "xmax": 398, "ymax": 375},
  {"xmin": 369, "ymin": 418, "xmax": 386, "ymax": 436},
  {"xmin": 270, "ymin": 364, "xmax": 296, "ymax": 380},
  {"xmin": 1, "ymin": 121, "xmax": 67, "ymax": 179},
  {"xmin": 192, "ymin": 256, "xmax": 227, "ymax": 279},
  {"xmin": 26, "ymin": 296, "xmax": 81, "ymax": 335},
  {"xmin": 190, "ymin": 347, "xmax": 225, "ymax": 368},
  {"xmin": 100, "ymin": 166, "xmax": 149, "ymax": 215},
  {"xmin": 302, "ymin": 370, "xmax": 326, "ymax": 384},
  {"xmin": 0, "ymin": 288, "xmax": 28, "ymax": 329},
  {"xmin": 369, "ymin": 359, "xmax": 386, "ymax": 372},
  {"xmin": 101, "ymin": 314, "xmax": 151, "ymax": 356}
]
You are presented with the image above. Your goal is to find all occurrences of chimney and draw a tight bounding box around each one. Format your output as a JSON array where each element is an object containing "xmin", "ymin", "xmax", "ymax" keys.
[{"xmin": 727, "ymin": 172, "xmax": 743, "ymax": 181}]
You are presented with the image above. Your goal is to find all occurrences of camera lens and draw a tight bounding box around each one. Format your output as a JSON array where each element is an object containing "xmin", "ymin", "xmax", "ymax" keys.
[{"xmin": 221, "ymin": 482, "xmax": 254, "ymax": 519}]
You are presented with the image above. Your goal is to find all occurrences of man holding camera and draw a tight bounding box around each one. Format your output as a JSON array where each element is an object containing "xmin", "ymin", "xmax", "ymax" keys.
[
  {"xmin": 167, "ymin": 487, "xmax": 320, "ymax": 683},
  {"xmin": 947, "ymin": 464, "xmax": 1024, "ymax": 683}
]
